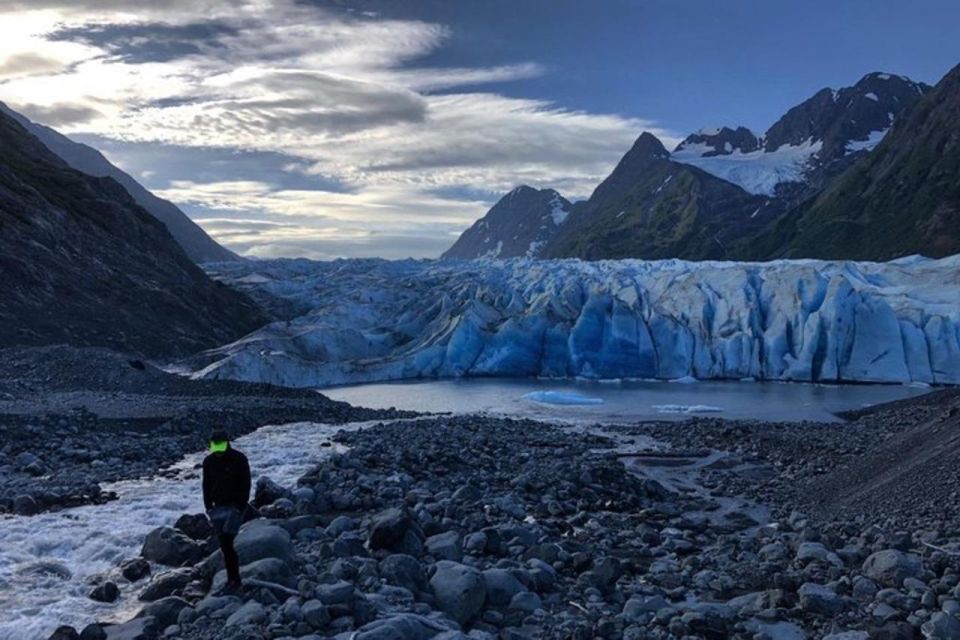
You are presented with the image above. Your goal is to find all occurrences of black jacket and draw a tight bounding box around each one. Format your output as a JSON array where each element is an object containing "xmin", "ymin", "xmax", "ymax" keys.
[{"xmin": 202, "ymin": 446, "xmax": 251, "ymax": 511}]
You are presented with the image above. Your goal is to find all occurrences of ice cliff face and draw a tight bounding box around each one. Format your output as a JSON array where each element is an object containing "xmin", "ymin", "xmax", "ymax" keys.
[{"xmin": 190, "ymin": 256, "xmax": 960, "ymax": 387}]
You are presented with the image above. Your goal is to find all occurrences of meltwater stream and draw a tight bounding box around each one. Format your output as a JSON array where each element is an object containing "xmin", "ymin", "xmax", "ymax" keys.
[{"xmin": 0, "ymin": 420, "xmax": 368, "ymax": 640}]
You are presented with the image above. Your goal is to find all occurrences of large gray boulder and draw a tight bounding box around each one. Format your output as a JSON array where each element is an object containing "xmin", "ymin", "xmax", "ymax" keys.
[
  {"xmin": 140, "ymin": 527, "xmax": 204, "ymax": 567},
  {"xmin": 426, "ymin": 531, "xmax": 463, "ymax": 562},
  {"xmin": 922, "ymin": 612, "xmax": 960, "ymax": 639},
  {"xmin": 798, "ymin": 582, "xmax": 847, "ymax": 615},
  {"xmin": 103, "ymin": 618, "xmax": 158, "ymax": 640},
  {"xmin": 429, "ymin": 561, "xmax": 486, "ymax": 625},
  {"xmin": 369, "ymin": 507, "xmax": 423, "ymax": 555},
  {"xmin": 138, "ymin": 568, "xmax": 193, "ymax": 602},
  {"xmin": 212, "ymin": 557, "xmax": 295, "ymax": 592},
  {"xmin": 482, "ymin": 568, "xmax": 525, "ymax": 606},
  {"xmin": 200, "ymin": 521, "xmax": 293, "ymax": 574},
  {"xmin": 352, "ymin": 613, "xmax": 458, "ymax": 639},
  {"xmin": 225, "ymin": 601, "xmax": 267, "ymax": 627},
  {"xmin": 136, "ymin": 596, "xmax": 189, "ymax": 628},
  {"xmin": 380, "ymin": 554, "xmax": 426, "ymax": 593},
  {"xmin": 862, "ymin": 550, "xmax": 923, "ymax": 587}
]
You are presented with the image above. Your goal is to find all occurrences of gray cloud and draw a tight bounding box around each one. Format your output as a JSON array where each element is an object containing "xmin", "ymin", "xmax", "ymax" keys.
[
  {"xmin": 49, "ymin": 21, "xmax": 238, "ymax": 63},
  {"xmin": 13, "ymin": 102, "xmax": 102, "ymax": 126},
  {"xmin": 0, "ymin": 52, "xmax": 66, "ymax": 78}
]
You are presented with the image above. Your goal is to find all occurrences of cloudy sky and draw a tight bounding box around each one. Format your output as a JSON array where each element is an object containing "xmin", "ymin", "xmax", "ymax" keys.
[{"xmin": 1, "ymin": 0, "xmax": 958, "ymax": 259}]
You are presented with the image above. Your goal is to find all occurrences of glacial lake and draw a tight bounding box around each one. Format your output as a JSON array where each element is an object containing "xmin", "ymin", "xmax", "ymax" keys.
[{"xmin": 322, "ymin": 377, "xmax": 932, "ymax": 423}]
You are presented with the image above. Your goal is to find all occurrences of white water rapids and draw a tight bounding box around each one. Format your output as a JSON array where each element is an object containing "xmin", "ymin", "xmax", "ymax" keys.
[{"xmin": 0, "ymin": 421, "xmax": 366, "ymax": 640}]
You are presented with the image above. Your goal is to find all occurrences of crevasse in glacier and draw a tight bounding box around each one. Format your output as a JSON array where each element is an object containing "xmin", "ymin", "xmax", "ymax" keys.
[{"xmin": 188, "ymin": 255, "xmax": 960, "ymax": 388}]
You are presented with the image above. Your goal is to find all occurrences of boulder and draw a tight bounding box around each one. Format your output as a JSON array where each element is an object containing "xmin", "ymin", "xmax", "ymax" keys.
[
  {"xmin": 352, "ymin": 613, "xmax": 458, "ymax": 639},
  {"xmin": 102, "ymin": 617, "xmax": 158, "ymax": 640},
  {"xmin": 79, "ymin": 625, "xmax": 107, "ymax": 640},
  {"xmin": 315, "ymin": 580, "xmax": 354, "ymax": 605},
  {"xmin": 136, "ymin": 596, "xmax": 189, "ymax": 628},
  {"xmin": 140, "ymin": 527, "xmax": 204, "ymax": 567},
  {"xmin": 798, "ymin": 582, "xmax": 847, "ymax": 615},
  {"xmin": 89, "ymin": 581, "xmax": 119, "ymax": 603},
  {"xmin": 138, "ymin": 568, "xmax": 193, "ymax": 602},
  {"xmin": 47, "ymin": 628, "xmax": 80, "ymax": 640},
  {"xmin": 174, "ymin": 513, "xmax": 213, "ymax": 541},
  {"xmin": 922, "ymin": 612, "xmax": 960, "ymax": 639},
  {"xmin": 225, "ymin": 601, "xmax": 267, "ymax": 627},
  {"xmin": 200, "ymin": 521, "xmax": 294, "ymax": 574},
  {"xmin": 120, "ymin": 558, "xmax": 151, "ymax": 582},
  {"xmin": 369, "ymin": 507, "xmax": 422, "ymax": 554},
  {"xmin": 426, "ymin": 531, "xmax": 463, "ymax": 562},
  {"xmin": 13, "ymin": 494, "xmax": 39, "ymax": 516},
  {"xmin": 380, "ymin": 554, "xmax": 425, "ymax": 593},
  {"xmin": 862, "ymin": 550, "xmax": 923, "ymax": 588},
  {"xmin": 482, "ymin": 568, "xmax": 525, "ymax": 606},
  {"xmin": 429, "ymin": 561, "xmax": 486, "ymax": 625},
  {"xmin": 212, "ymin": 557, "xmax": 295, "ymax": 593},
  {"xmin": 796, "ymin": 541, "xmax": 843, "ymax": 568},
  {"xmin": 254, "ymin": 476, "xmax": 289, "ymax": 507},
  {"xmin": 302, "ymin": 599, "xmax": 330, "ymax": 629}
]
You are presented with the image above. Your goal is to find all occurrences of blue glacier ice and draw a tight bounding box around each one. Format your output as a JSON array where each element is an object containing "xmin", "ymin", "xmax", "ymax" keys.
[{"xmin": 189, "ymin": 255, "xmax": 960, "ymax": 387}]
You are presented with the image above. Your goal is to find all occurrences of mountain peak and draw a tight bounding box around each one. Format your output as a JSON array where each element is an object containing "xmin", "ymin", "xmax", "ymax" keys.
[{"xmin": 629, "ymin": 132, "xmax": 670, "ymax": 159}]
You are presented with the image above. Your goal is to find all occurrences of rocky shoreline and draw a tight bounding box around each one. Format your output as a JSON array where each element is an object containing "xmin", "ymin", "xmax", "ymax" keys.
[
  {"xmin": 44, "ymin": 387, "xmax": 960, "ymax": 640},
  {"xmin": 0, "ymin": 346, "xmax": 412, "ymax": 515}
]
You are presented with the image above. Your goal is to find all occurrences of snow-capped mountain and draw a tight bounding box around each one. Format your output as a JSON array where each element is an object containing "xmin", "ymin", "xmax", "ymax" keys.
[
  {"xmin": 445, "ymin": 69, "xmax": 941, "ymax": 263},
  {"xmin": 540, "ymin": 133, "xmax": 780, "ymax": 260},
  {"xmin": 187, "ymin": 255, "xmax": 960, "ymax": 387},
  {"xmin": 671, "ymin": 72, "xmax": 930, "ymax": 197},
  {"xmin": 0, "ymin": 108, "xmax": 265, "ymax": 357},
  {"xmin": 442, "ymin": 186, "xmax": 572, "ymax": 259},
  {"xmin": 0, "ymin": 103, "xmax": 237, "ymax": 264},
  {"xmin": 754, "ymin": 63, "xmax": 960, "ymax": 260}
]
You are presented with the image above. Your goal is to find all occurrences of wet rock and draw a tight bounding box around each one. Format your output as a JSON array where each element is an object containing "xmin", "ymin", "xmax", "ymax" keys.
[
  {"xmin": 120, "ymin": 558, "xmax": 151, "ymax": 582},
  {"xmin": 137, "ymin": 596, "xmax": 189, "ymax": 628},
  {"xmin": 139, "ymin": 568, "xmax": 192, "ymax": 602},
  {"xmin": 174, "ymin": 513, "xmax": 212, "ymax": 541},
  {"xmin": 79, "ymin": 624, "xmax": 107, "ymax": 640},
  {"xmin": 316, "ymin": 580, "xmax": 354, "ymax": 605},
  {"xmin": 430, "ymin": 560, "xmax": 486, "ymax": 625},
  {"xmin": 13, "ymin": 494, "xmax": 38, "ymax": 515},
  {"xmin": 254, "ymin": 476, "xmax": 289, "ymax": 508},
  {"xmin": 89, "ymin": 581, "xmax": 120, "ymax": 603},
  {"xmin": 140, "ymin": 526, "xmax": 204, "ymax": 567},
  {"xmin": 211, "ymin": 557, "xmax": 295, "ymax": 592},
  {"xmin": 47, "ymin": 627, "xmax": 80, "ymax": 640}
]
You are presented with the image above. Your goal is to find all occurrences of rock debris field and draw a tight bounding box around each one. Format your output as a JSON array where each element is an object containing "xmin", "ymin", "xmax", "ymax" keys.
[{"xmin": 39, "ymin": 385, "xmax": 960, "ymax": 640}]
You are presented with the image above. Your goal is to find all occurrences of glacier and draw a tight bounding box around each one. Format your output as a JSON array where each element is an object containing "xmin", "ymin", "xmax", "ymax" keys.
[{"xmin": 189, "ymin": 255, "xmax": 960, "ymax": 388}]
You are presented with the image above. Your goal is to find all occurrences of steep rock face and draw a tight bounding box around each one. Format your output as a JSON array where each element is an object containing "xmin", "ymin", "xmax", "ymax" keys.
[
  {"xmin": 0, "ymin": 103, "xmax": 237, "ymax": 263},
  {"xmin": 541, "ymin": 133, "xmax": 778, "ymax": 260},
  {"xmin": 748, "ymin": 63, "xmax": 960, "ymax": 260},
  {"xmin": 442, "ymin": 186, "xmax": 572, "ymax": 259},
  {"xmin": 187, "ymin": 256, "xmax": 960, "ymax": 387},
  {"xmin": 673, "ymin": 126, "xmax": 761, "ymax": 157},
  {"xmin": 0, "ymin": 108, "xmax": 266, "ymax": 357},
  {"xmin": 671, "ymin": 72, "xmax": 928, "ymax": 199}
]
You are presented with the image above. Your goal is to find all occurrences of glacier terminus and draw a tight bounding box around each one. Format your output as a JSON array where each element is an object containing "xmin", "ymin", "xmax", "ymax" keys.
[{"xmin": 187, "ymin": 255, "xmax": 960, "ymax": 388}]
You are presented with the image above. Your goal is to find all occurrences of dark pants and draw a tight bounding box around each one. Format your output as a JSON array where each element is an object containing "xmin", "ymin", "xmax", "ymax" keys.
[
  {"xmin": 218, "ymin": 533, "xmax": 241, "ymax": 584},
  {"xmin": 209, "ymin": 506, "xmax": 244, "ymax": 585}
]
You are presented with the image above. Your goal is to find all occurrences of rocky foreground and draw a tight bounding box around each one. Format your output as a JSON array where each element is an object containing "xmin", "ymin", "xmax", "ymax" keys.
[{"xmin": 47, "ymin": 388, "xmax": 960, "ymax": 640}]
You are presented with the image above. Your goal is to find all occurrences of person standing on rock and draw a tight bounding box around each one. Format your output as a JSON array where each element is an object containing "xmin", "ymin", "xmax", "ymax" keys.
[{"xmin": 202, "ymin": 429, "xmax": 251, "ymax": 593}]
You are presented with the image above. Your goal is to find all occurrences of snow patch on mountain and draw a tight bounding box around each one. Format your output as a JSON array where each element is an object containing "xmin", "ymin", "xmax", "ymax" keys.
[
  {"xmin": 189, "ymin": 256, "xmax": 960, "ymax": 388},
  {"xmin": 845, "ymin": 128, "xmax": 889, "ymax": 154},
  {"xmin": 671, "ymin": 138, "xmax": 822, "ymax": 196}
]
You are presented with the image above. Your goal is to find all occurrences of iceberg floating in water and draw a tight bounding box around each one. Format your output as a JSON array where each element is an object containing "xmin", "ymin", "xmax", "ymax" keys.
[
  {"xmin": 653, "ymin": 404, "xmax": 724, "ymax": 414},
  {"xmin": 523, "ymin": 391, "xmax": 605, "ymax": 405},
  {"xmin": 186, "ymin": 255, "xmax": 960, "ymax": 388}
]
